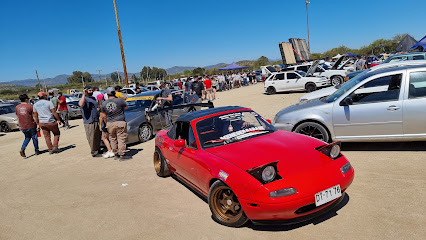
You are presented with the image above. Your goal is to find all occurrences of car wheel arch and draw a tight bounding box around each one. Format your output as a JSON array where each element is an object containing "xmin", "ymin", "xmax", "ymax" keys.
[{"xmin": 292, "ymin": 119, "xmax": 333, "ymax": 142}]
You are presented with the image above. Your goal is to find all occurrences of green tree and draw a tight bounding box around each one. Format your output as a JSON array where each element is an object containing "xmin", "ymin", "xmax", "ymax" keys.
[
  {"xmin": 183, "ymin": 70, "xmax": 193, "ymax": 76},
  {"xmin": 83, "ymin": 72, "xmax": 93, "ymax": 82},
  {"xmin": 253, "ymin": 56, "xmax": 269, "ymax": 69},
  {"xmin": 67, "ymin": 71, "xmax": 84, "ymax": 84},
  {"xmin": 110, "ymin": 72, "xmax": 119, "ymax": 82},
  {"xmin": 131, "ymin": 74, "xmax": 138, "ymax": 82},
  {"xmin": 192, "ymin": 67, "xmax": 205, "ymax": 76},
  {"xmin": 140, "ymin": 66, "xmax": 151, "ymax": 81}
]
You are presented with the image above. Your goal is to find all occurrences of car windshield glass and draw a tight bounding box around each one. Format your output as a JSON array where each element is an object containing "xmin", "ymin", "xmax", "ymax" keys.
[
  {"xmin": 325, "ymin": 72, "xmax": 370, "ymax": 103},
  {"xmin": 197, "ymin": 111, "xmax": 276, "ymax": 149},
  {"xmin": 0, "ymin": 105, "xmax": 15, "ymax": 114},
  {"xmin": 66, "ymin": 96, "xmax": 79, "ymax": 101},
  {"xmin": 126, "ymin": 99, "xmax": 153, "ymax": 112},
  {"xmin": 297, "ymin": 71, "xmax": 306, "ymax": 77}
]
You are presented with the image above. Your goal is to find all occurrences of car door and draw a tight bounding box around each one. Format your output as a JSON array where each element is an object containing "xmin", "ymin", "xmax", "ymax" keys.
[
  {"xmin": 168, "ymin": 122, "xmax": 200, "ymax": 186},
  {"xmin": 332, "ymin": 72, "xmax": 405, "ymax": 140},
  {"xmin": 286, "ymin": 72, "xmax": 303, "ymax": 90},
  {"xmin": 402, "ymin": 69, "xmax": 426, "ymax": 139}
]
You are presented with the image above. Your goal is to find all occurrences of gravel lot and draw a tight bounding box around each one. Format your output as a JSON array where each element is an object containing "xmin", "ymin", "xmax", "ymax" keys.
[{"xmin": 0, "ymin": 83, "xmax": 425, "ymax": 240}]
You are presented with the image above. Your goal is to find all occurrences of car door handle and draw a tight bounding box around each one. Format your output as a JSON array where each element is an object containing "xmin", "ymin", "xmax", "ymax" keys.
[{"xmin": 387, "ymin": 105, "xmax": 400, "ymax": 111}]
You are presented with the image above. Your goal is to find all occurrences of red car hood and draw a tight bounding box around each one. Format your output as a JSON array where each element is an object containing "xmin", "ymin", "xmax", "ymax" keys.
[{"xmin": 205, "ymin": 131, "xmax": 329, "ymax": 177}]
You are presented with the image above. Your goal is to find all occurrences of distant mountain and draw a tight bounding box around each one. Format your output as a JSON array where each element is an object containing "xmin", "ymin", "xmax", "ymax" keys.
[{"xmin": 165, "ymin": 63, "xmax": 228, "ymax": 75}]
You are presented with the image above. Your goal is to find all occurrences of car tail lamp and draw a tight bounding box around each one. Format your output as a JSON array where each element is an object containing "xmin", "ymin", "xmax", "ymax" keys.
[
  {"xmin": 316, "ymin": 142, "xmax": 342, "ymax": 160},
  {"xmin": 269, "ymin": 187, "xmax": 297, "ymax": 198},
  {"xmin": 248, "ymin": 162, "xmax": 282, "ymax": 184},
  {"xmin": 341, "ymin": 162, "xmax": 352, "ymax": 174},
  {"xmin": 344, "ymin": 76, "xmax": 349, "ymax": 82}
]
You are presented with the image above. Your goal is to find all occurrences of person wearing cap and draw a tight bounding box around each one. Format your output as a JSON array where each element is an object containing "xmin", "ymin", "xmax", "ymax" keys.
[
  {"xmin": 100, "ymin": 87, "xmax": 130, "ymax": 161},
  {"xmin": 33, "ymin": 92, "xmax": 62, "ymax": 154},
  {"xmin": 15, "ymin": 94, "xmax": 39, "ymax": 158},
  {"xmin": 79, "ymin": 85, "xmax": 103, "ymax": 158},
  {"xmin": 57, "ymin": 92, "xmax": 70, "ymax": 129}
]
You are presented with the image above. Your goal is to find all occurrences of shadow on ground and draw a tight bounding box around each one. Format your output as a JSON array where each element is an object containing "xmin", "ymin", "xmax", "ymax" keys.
[
  {"xmin": 126, "ymin": 148, "xmax": 143, "ymax": 157},
  {"xmin": 246, "ymin": 193, "xmax": 350, "ymax": 231},
  {"xmin": 0, "ymin": 133, "xmax": 5, "ymax": 137},
  {"xmin": 342, "ymin": 142, "xmax": 426, "ymax": 151}
]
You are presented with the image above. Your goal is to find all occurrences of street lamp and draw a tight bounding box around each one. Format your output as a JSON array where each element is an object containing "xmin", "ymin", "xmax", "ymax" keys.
[{"xmin": 305, "ymin": 0, "xmax": 310, "ymax": 52}]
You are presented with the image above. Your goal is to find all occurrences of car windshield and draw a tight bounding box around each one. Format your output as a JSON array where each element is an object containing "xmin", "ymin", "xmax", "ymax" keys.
[
  {"xmin": 0, "ymin": 105, "xmax": 15, "ymax": 115},
  {"xmin": 126, "ymin": 99, "xmax": 153, "ymax": 112},
  {"xmin": 65, "ymin": 95, "xmax": 79, "ymax": 102},
  {"xmin": 197, "ymin": 111, "xmax": 276, "ymax": 149},
  {"xmin": 325, "ymin": 72, "xmax": 370, "ymax": 103},
  {"xmin": 297, "ymin": 71, "xmax": 306, "ymax": 77}
]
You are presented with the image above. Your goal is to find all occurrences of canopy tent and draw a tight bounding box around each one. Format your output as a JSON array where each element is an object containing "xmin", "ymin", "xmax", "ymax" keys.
[
  {"xmin": 346, "ymin": 53, "xmax": 358, "ymax": 57},
  {"xmin": 411, "ymin": 35, "xmax": 426, "ymax": 51},
  {"xmin": 218, "ymin": 62, "xmax": 249, "ymax": 70},
  {"xmin": 394, "ymin": 34, "xmax": 417, "ymax": 52},
  {"xmin": 332, "ymin": 54, "xmax": 342, "ymax": 59}
]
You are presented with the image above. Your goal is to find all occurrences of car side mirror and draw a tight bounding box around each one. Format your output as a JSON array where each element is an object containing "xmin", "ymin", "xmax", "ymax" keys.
[
  {"xmin": 174, "ymin": 139, "xmax": 185, "ymax": 148},
  {"xmin": 340, "ymin": 97, "xmax": 353, "ymax": 106},
  {"xmin": 266, "ymin": 119, "xmax": 272, "ymax": 124}
]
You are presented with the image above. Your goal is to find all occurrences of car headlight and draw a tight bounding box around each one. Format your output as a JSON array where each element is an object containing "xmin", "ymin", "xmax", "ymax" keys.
[
  {"xmin": 269, "ymin": 187, "xmax": 297, "ymax": 198},
  {"xmin": 341, "ymin": 162, "xmax": 352, "ymax": 174},
  {"xmin": 262, "ymin": 166, "xmax": 276, "ymax": 182},
  {"xmin": 316, "ymin": 142, "xmax": 342, "ymax": 160},
  {"xmin": 248, "ymin": 162, "xmax": 282, "ymax": 184},
  {"xmin": 330, "ymin": 144, "xmax": 341, "ymax": 159}
]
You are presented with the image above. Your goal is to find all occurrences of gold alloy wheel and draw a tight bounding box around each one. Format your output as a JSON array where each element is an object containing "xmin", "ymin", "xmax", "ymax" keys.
[
  {"xmin": 210, "ymin": 185, "xmax": 243, "ymax": 224},
  {"xmin": 153, "ymin": 151, "xmax": 161, "ymax": 174}
]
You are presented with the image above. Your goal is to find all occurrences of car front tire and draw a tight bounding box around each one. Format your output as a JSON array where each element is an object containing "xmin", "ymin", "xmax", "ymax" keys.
[
  {"xmin": 208, "ymin": 180, "xmax": 248, "ymax": 227},
  {"xmin": 294, "ymin": 122, "xmax": 330, "ymax": 142},
  {"xmin": 330, "ymin": 76, "xmax": 343, "ymax": 86},
  {"xmin": 0, "ymin": 121, "xmax": 10, "ymax": 132},
  {"xmin": 305, "ymin": 83, "xmax": 317, "ymax": 93}
]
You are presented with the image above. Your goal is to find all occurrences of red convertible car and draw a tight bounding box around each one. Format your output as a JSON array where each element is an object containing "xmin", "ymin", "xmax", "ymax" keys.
[{"xmin": 153, "ymin": 106, "xmax": 354, "ymax": 227}]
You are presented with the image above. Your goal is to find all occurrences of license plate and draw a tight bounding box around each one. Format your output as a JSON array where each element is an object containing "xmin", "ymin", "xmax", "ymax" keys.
[{"xmin": 315, "ymin": 184, "xmax": 342, "ymax": 207}]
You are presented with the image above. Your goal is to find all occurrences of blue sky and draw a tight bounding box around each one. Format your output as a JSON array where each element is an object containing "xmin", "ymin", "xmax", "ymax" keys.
[{"xmin": 1, "ymin": 0, "xmax": 425, "ymax": 82}]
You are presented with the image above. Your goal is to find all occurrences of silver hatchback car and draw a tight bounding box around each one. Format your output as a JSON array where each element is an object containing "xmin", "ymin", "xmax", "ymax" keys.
[{"xmin": 273, "ymin": 64, "xmax": 426, "ymax": 142}]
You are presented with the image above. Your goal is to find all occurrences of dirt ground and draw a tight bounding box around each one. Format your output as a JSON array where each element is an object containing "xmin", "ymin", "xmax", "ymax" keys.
[{"xmin": 0, "ymin": 83, "xmax": 425, "ymax": 240}]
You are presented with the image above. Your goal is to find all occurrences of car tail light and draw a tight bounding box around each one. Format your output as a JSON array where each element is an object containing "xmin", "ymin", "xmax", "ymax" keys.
[
  {"xmin": 247, "ymin": 161, "xmax": 282, "ymax": 184},
  {"xmin": 315, "ymin": 142, "xmax": 342, "ymax": 160},
  {"xmin": 344, "ymin": 76, "xmax": 349, "ymax": 82}
]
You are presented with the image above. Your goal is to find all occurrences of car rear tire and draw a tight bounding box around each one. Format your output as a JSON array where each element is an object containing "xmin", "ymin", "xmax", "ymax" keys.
[
  {"xmin": 294, "ymin": 122, "xmax": 330, "ymax": 142},
  {"xmin": 330, "ymin": 76, "xmax": 343, "ymax": 86},
  {"xmin": 266, "ymin": 86, "xmax": 276, "ymax": 95},
  {"xmin": 305, "ymin": 83, "xmax": 317, "ymax": 93},
  {"xmin": 138, "ymin": 124, "xmax": 153, "ymax": 143},
  {"xmin": 0, "ymin": 121, "xmax": 10, "ymax": 132},
  {"xmin": 208, "ymin": 180, "xmax": 248, "ymax": 227},
  {"xmin": 153, "ymin": 148, "xmax": 171, "ymax": 177}
]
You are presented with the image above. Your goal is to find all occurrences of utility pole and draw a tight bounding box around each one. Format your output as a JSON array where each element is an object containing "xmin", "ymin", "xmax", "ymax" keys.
[
  {"xmin": 113, "ymin": 0, "xmax": 129, "ymax": 87},
  {"xmin": 97, "ymin": 69, "xmax": 102, "ymax": 82},
  {"xmin": 305, "ymin": 0, "xmax": 311, "ymax": 52},
  {"xmin": 116, "ymin": 70, "xmax": 121, "ymax": 85},
  {"xmin": 35, "ymin": 70, "xmax": 42, "ymax": 91},
  {"xmin": 81, "ymin": 75, "xmax": 85, "ymax": 88},
  {"xmin": 43, "ymin": 74, "xmax": 47, "ymax": 92}
]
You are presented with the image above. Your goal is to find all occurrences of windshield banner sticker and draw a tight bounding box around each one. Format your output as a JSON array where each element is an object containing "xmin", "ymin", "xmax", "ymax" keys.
[
  {"xmin": 218, "ymin": 170, "xmax": 229, "ymax": 181},
  {"xmin": 220, "ymin": 126, "xmax": 265, "ymax": 140},
  {"xmin": 219, "ymin": 112, "xmax": 243, "ymax": 121}
]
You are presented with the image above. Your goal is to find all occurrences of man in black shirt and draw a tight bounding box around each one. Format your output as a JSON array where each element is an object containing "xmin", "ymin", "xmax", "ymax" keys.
[
  {"xmin": 191, "ymin": 76, "xmax": 205, "ymax": 101},
  {"xmin": 157, "ymin": 82, "xmax": 173, "ymax": 126}
]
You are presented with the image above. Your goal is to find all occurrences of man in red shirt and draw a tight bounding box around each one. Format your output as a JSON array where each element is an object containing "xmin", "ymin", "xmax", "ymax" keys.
[
  {"xmin": 15, "ymin": 94, "xmax": 39, "ymax": 157},
  {"xmin": 203, "ymin": 76, "xmax": 213, "ymax": 101},
  {"xmin": 57, "ymin": 92, "xmax": 70, "ymax": 129}
]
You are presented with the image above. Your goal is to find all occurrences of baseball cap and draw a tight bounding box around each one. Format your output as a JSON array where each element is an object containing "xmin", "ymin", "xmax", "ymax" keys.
[
  {"xmin": 37, "ymin": 92, "xmax": 47, "ymax": 97},
  {"xmin": 106, "ymin": 87, "xmax": 116, "ymax": 95},
  {"xmin": 96, "ymin": 94, "xmax": 104, "ymax": 100},
  {"xmin": 84, "ymin": 85, "xmax": 92, "ymax": 90}
]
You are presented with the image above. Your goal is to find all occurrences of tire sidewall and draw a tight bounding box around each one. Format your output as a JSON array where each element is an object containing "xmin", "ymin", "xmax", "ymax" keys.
[
  {"xmin": 139, "ymin": 124, "xmax": 153, "ymax": 142},
  {"xmin": 294, "ymin": 122, "xmax": 330, "ymax": 142},
  {"xmin": 208, "ymin": 180, "xmax": 249, "ymax": 227},
  {"xmin": 266, "ymin": 86, "xmax": 276, "ymax": 95},
  {"xmin": 154, "ymin": 148, "xmax": 171, "ymax": 177},
  {"xmin": 305, "ymin": 83, "xmax": 316, "ymax": 93}
]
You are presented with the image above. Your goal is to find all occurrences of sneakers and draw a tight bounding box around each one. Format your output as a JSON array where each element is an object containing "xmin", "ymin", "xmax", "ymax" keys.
[
  {"xmin": 35, "ymin": 150, "xmax": 40, "ymax": 155},
  {"xmin": 20, "ymin": 150, "xmax": 26, "ymax": 158},
  {"xmin": 103, "ymin": 151, "xmax": 115, "ymax": 159}
]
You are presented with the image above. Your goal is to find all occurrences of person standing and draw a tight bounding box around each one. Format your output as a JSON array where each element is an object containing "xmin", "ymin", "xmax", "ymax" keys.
[
  {"xmin": 92, "ymin": 86, "xmax": 102, "ymax": 100},
  {"xmin": 100, "ymin": 87, "xmax": 130, "ymax": 161},
  {"xmin": 355, "ymin": 55, "xmax": 366, "ymax": 71},
  {"xmin": 97, "ymin": 94, "xmax": 114, "ymax": 159},
  {"xmin": 115, "ymin": 86, "xmax": 126, "ymax": 100},
  {"xmin": 203, "ymin": 76, "xmax": 212, "ymax": 101},
  {"xmin": 177, "ymin": 79, "xmax": 183, "ymax": 90},
  {"xmin": 33, "ymin": 92, "xmax": 62, "ymax": 154},
  {"xmin": 191, "ymin": 76, "xmax": 205, "ymax": 102},
  {"xmin": 157, "ymin": 82, "xmax": 173, "ymax": 127},
  {"xmin": 79, "ymin": 86, "xmax": 102, "ymax": 157},
  {"xmin": 49, "ymin": 91, "xmax": 58, "ymax": 110},
  {"xmin": 15, "ymin": 94, "xmax": 39, "ymax": 158},
  {"xmin": 57, "ymin": 92, "xmax": 70, "ymax": 129}
]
